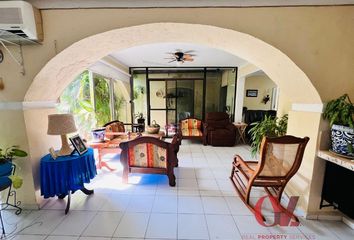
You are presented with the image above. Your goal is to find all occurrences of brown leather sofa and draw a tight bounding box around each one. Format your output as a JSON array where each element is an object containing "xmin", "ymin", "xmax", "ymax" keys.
[{"xmin": 203, "ymin": 112, "xmax": 236, "ymax": 146}]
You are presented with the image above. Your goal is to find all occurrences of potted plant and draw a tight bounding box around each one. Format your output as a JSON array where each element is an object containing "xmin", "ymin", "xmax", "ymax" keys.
[
  {"xmin": 134, "ymin": 112, "xmax": 145, "ymax": 124},
  {"xmin": 323, "ymin": 94, "xmax": 354, "ymax": 158},
  {"xmin": 248, "ymin": 114, "xmax": 288, "ymax": 157},
  {"xmin": 0, "ymin": 146, "xmax": 27, "ymax": 189}
]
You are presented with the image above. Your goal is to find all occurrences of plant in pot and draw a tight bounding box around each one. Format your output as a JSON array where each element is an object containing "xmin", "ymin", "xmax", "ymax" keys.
[
  {"xmin": 323, "ymin": 94, "xmax": 354, "ymax": 158},
  {"xmin": 134, "ymin": 112, "xmax": 145, "ymax": 132},
  {"xmin": 248, "ymin": 114, "xmax": 288, "ymax": 157},
  {"xmin": 134, "ymin": 112, "xmax": 145, "ymax": 124},
  {"xmin": 0, "ymin": 146, "xmax": 28, "ymax": 189}
]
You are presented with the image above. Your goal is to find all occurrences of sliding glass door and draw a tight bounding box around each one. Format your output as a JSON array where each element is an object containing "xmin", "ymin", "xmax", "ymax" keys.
[{"xmin": 132, "ymin": 67, "xmax": 237, "ymax": 137}]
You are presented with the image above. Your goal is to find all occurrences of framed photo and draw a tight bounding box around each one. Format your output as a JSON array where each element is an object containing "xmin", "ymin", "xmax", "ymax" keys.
[
  {"xmin": 246, "ymin": 89, "xmax": 258, "ymax": 97},
  {"xmin": 69, "ymin": 135, "xmax": 88, "ymax": 155}
]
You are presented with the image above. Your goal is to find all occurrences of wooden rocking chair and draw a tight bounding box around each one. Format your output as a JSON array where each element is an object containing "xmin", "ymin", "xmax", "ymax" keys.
[{"xmin": 230, "ymin": 135, "xmax": 309, "ymax": 222}]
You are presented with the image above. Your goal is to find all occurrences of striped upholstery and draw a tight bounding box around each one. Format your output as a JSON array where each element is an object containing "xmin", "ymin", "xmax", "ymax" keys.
[
  {"xmin": 181, "ymin": 128, "xmax": 203, "ymax": 137},
  {"xmin": 128, "ymin": 143, "xmax": 167, "ymax": 169},
  {"xmin": 181, "ymin": 119, "xmax": 202, "ymax": 137}
]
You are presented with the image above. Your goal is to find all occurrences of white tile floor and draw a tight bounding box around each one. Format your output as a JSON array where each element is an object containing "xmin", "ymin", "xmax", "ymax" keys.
[{"xmin": 2, "ymin": 140, "xmax": 354, "ymax": 240}]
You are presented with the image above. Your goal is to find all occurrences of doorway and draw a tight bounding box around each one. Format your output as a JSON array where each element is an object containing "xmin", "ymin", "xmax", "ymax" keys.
[{"xmin": 131, "ymin": 67, "xmax": 237, "ymax": 137}]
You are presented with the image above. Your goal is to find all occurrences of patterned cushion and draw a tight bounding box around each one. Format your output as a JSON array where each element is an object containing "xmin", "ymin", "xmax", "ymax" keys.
[
  {"xmin": 128, "ymin": 143, "xmax": 167, "ymax": 169},
  {"xmin": 181, "ymin": 119, "xmax": 202, "ymax": 130},
  {"xmin": 181, "ymin": 128, "xmax": 203, "ymax": 137},
  {"xmin": 105, "ymin": 122, "xmax": 125, "ymax": 140}
]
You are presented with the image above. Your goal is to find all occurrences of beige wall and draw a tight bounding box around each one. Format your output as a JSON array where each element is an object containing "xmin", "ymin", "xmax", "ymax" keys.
[
  {"xmin": 0, "ymin": 6, "xmax": 353, "ymax": 214},
  {"xmin": 243, "ymin": 75, "xmax": 277, "ymax": 111},
  {"xmin": 1, "ymin": 7, "xmax": 353, "ymax": 102}
]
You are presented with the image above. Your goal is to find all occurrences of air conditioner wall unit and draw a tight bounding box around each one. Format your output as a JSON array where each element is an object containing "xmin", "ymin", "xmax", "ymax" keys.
[{"xmin": 0, "ymin": 1, "xmax": 43, "ymax": 42}]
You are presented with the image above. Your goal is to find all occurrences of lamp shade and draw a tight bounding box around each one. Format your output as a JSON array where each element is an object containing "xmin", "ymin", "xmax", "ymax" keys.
[{"xmin": 47, "ymin": 114, "xmax": 77, "ymax": 135}]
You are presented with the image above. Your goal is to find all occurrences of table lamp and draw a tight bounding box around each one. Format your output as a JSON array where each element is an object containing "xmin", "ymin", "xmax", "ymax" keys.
[{"xmin": 47, "ymin": 113, "xmax": 77, "ymax": 156}]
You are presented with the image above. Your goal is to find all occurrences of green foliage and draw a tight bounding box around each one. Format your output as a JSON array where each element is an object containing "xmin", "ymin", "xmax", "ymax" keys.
[
  {"xmin": 93, "ymin": 76, "xmax": 111, "ymax": 126},
  {"xmin": 323, "ymin": 94, "xmax": 354, "ymax": 128},
  {"xmin": 58, "ymin": 71, "xmax": 97, "ymax": 138},
  {"xmin": 0, "ymin": 146, "xmax": 27, "ymax": 163},
  {"xmin": 114, "ymin": 95, "xmax": 125, "ymax": 120},
  {"xmin": 0, "ymin": 146, "xmax": 27, "ymax": 189},
  {"xmin": 248, "ymin": 114, "xmax": 288, "ymax": 157},
  {"xmin": 133, "ymin": 86, "xmax": 144, "ymax": 100}
]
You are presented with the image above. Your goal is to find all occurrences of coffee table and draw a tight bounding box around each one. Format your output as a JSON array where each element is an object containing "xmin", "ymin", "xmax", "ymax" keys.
[{"xmin": 88, "ymin": 131, "xmax": 165, "ymax": 171}]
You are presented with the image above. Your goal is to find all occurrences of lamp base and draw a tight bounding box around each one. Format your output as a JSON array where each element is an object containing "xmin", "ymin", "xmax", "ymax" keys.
[{"xmin": 58, "ymin": 134, "xmax": 73, "ymax": 156}]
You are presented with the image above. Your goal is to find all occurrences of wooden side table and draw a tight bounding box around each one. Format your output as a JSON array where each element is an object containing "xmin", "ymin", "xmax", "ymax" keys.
[
  {"xmin": 88, "ymin": 141, "xmax": 118, "ymax": 171},
  {"xmin": 233, "ymin": 122, "xmax": 248, "ymax": 144},
  {"xmin": 88, "ymin": 131, "xmax": 165, "ymax": 172}
]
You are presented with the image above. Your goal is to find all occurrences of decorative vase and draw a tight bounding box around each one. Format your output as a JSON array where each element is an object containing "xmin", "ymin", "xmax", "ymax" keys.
[
  {"xmin": 330, "ymin": 124, "xmax": 354, "ymax": 158},
  {"xmin": 91, "ymin": 128, "xmax": 106, "ymax": 142}
]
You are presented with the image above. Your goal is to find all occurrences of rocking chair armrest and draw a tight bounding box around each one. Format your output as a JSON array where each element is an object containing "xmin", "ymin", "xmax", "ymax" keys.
[{"xmin": 234, "ymin": 155, "xmax": 255, "ymax": 173}]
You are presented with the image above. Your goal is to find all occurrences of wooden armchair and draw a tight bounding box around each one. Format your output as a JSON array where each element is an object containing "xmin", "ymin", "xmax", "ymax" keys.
[
  {"xmin": 119, "ymin": 135, "xmax": 179, "ymax": 186},
  {"xmin": 179, "ymin": 118, "xmax": 203, "ymax": 142},
  {"xmin": 230, "ymin": 135, "xmax": 309, "ymax": 222}
]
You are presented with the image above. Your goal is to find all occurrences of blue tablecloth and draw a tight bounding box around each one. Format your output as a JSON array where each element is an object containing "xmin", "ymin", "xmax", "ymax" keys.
[{"xmin": 40, "ymin": 148, "xmax": 97, "ymax": 198}]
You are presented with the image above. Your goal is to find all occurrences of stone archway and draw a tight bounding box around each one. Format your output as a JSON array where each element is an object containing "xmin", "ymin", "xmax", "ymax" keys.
[{"xmin": 24, "ymin": 23, "xmax": 323, "ymax": 214}]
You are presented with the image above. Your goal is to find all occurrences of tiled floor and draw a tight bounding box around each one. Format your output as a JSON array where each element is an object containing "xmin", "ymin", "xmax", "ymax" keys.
[{"xmin": 2, "ymin": 140, "xmax": 353, "ymax": 240}]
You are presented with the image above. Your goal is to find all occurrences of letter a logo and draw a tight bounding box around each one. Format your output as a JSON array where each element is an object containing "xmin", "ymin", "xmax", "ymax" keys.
[{"xmin": 254, "ymin": 196, "xmax": 300, "ymax": 227}]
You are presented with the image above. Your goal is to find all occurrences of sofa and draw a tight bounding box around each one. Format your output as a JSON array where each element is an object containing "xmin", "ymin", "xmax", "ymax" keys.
[{"xmin": 203, "ymin": 112, "xmax": 236, "ymax": 146}]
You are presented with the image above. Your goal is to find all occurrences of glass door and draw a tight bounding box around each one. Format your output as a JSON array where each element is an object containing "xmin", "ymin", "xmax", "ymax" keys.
[
  {"xmin": 166, "ymin": 80, "xmax": 177, "ymax": 136},
  {"xmin": 149, "ymin": 80, "xmax": 167, "ymax": 134},
  {"xmin": 148, "ymin": 79, "xmax": 205, "ymax": 137},
  {"xmin": 149, "ymin": 80, "xmax": 178, "ymax": 137}
]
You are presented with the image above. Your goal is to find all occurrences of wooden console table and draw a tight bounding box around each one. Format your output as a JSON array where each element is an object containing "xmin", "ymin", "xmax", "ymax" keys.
[{"xmin": 318, "ymin": 150, "xmax": 354, "ymax": 219}]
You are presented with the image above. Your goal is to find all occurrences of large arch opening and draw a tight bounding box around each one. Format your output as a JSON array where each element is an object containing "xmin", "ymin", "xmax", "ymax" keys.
[{"xmin": 24, "ymin": 23, "xmax": 323, "ymax": 214}]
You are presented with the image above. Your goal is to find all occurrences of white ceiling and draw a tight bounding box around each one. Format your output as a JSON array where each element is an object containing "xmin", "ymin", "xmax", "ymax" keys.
[
  {"xmin": 26, "ymin": 0, "xmax": 354, "ymax": 9},
  {"xmin": 110, "ymin": 43, "xmax": 246, "ymax": 67}
]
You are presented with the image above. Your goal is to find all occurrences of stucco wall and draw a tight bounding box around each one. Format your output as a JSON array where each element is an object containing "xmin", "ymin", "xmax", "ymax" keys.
[
  {"xmin": 243, "ymin": 75, "xmax": 277, "ymax": 111},
  {"xmin": 0, "ymin": 6, "xmax": 353, "ymax": 212}
]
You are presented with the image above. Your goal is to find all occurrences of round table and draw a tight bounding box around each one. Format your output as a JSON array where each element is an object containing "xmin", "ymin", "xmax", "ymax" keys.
[{"xmin": 40, "ymin": 148, "xmax": 97, "ymax": 214}]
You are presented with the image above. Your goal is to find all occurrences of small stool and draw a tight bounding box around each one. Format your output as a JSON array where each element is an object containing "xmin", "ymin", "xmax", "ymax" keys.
[{"xmin": 233, "ymin": 122, "xmax": 248, "ymax": 144}]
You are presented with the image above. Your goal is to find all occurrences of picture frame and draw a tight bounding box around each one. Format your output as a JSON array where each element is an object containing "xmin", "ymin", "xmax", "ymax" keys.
[
  {"xmin": 69, "ymin": 135, "xmax": 88, "ymax": 155},
  {"xmin": 246, "ymin": 89, "xmax": 258, "ymax": 97}
]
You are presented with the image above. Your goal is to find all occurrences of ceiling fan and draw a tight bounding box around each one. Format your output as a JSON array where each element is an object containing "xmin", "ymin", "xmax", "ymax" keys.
[{"xmin": 165, "ymin": 50, "xmax": 196, "ymax": 63}]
